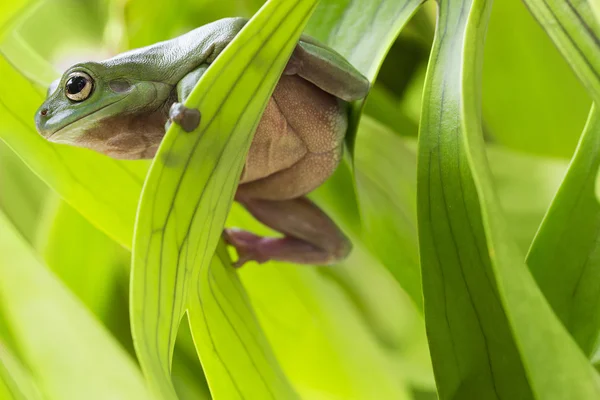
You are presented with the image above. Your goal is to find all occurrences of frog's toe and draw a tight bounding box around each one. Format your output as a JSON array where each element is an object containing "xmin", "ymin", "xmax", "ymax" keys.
[
  {"xmin": 168, "ymin": 102, "xmax": 201, "ymax": 132},
  {"xmin": 223, "ymin": 228, "xmax": 269, "ymax": 268}
]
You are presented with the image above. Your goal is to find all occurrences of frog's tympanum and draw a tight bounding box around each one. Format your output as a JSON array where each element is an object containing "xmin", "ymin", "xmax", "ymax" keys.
[{"xmin": 35, "ymin": 18, "xmax": 370, "ymax": 267}]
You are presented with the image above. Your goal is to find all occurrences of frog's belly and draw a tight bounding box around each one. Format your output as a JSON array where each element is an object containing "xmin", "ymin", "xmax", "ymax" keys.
[{"xmin": 239, "ymin": 74, "xmax": 347, "ymax": 200}]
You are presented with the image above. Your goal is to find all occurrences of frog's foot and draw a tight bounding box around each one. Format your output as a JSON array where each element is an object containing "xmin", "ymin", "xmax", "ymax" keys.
[
  {"xmin": 223, "ymin": 229, "xmax": 269, "ymax": 267},
  {"xmin": 223, "ymin": 228, "xmax": 347, "ymax": 268},
  {"xmin": 167, "ymin": 102, "xmax": 201, "ymax": 132},
  {"xmin": 224, "ymin": 194, "xmax": 351, "ymax": 267}
]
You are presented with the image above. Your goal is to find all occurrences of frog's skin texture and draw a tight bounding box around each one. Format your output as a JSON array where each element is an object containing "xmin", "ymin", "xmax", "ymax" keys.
[{"xmin": 35, "ymin": 17, "xmax": 370, "ymax": 267}]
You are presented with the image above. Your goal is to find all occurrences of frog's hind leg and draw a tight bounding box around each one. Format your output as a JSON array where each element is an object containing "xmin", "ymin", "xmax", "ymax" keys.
[{"xmin": 224, "ymin": 194, "xmax": 351, "ymax": 267}]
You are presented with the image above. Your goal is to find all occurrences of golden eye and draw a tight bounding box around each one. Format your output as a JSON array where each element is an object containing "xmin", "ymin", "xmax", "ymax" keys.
[{"xmin": 65, "ymin": 72, "xmax": 93, "ymax": 102}]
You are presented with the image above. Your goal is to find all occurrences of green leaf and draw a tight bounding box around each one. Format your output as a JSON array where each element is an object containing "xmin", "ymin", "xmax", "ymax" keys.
[
  {"xmin": 36, "ymin": 198, "xmax": 128, "ymax": 321},
  {"xmin": 0, "ymin": 141, "xmax": 47, "ymax": 244},
  {"xmin": 417, "ymin": 0, "xmax": 532, "ymax": 397},
  {"xmin": 526, "ymin": 106, "xmax": 600, "ymax": 358},
  {"xmin": 0, "ymin": 211, "xmax": 151, "ymax": 400},
  {"xmin": 521, "ymin": 0, "xmax": 600, "ymax": 103},
  {"xmin": 0, "ymin": 341, "xmax": 44, "ymax": 400},
  {"xmin": 352, "ymin": 116, "xmax": 421, "ymax": 308},
  {"xmin": 481, "ymin": 0, "xmax": 591, "ymax": 158},
  {"xmin": 486, "ymin": 144, "xmax": 568, "ymax": 253},
  {"xmin": 130, "ymin": 1, "xmax": 318, "ymax": 397},
  {"xmin": 418, "ymin": 0, "xmax": 600, "ymax": 398}
]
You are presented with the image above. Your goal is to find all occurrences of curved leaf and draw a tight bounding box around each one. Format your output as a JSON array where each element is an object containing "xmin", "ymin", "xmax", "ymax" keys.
[
  {"xmin": 130, "ymin": 0, "xmax": 317, "ymax": 397},
  {"xmin": 417, "ymin": 1, "xmax": 532, "ymax": 397},
  {"xmin": 419, "ymin": 0, "xmax": 600, "ymax": 397},
  {"xmin": 527, "ymin": 106, "xmax": 600, "ymax": 358},
  {"xmin": 0, "ymin": 211, "xmax": 151, "ymax": 400},
  {"xmin": 521, "ymin": 0, "xmax": 600, "ymax": 103}
]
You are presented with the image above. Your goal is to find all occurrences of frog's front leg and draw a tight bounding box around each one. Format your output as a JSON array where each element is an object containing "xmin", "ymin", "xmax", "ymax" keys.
[
  {"xmin": 225, "ymin": 193, "xmax": 351, "ymax": 267},
  {"xmin": 165, "ymin": 64, "xmax": 209, "ymax": 132}
]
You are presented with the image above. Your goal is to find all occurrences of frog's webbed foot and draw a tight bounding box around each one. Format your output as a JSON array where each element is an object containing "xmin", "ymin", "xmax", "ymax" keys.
[
  {"xmin": 166, "ymin": 102, "xmax": 201, "ymax": 133},
  {"xmin": 224, "ymin": 194, "xmax": 351, "ymax": 268}
]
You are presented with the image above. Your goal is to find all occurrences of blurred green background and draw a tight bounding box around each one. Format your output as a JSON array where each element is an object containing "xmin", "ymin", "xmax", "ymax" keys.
[{"xmin": 0, "ymin": 0, "xmax": 592, "ymax": 399}]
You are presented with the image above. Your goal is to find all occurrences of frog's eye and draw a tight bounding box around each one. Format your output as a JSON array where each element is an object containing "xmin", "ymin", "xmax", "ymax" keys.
[{"xmin": 65, "ymin": 72, "xmax": 93, "ymax": 102}]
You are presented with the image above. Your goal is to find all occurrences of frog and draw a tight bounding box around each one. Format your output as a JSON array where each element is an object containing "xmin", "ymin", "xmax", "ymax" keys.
[{"xmin": 35, "ymin": 17, "xmax": 370, "ymax": 267}]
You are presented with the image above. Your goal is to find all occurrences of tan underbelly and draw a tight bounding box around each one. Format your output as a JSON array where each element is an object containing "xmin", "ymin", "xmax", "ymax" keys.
[{"xmin": 240, "ymin": 74, "xmax": 347, "ymax": 196}]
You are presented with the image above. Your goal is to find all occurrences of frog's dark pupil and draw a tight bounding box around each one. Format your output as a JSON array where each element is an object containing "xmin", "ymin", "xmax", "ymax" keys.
[{"xmin": 66, "ymin": 76, "xmax": 87, "ymax": 95}]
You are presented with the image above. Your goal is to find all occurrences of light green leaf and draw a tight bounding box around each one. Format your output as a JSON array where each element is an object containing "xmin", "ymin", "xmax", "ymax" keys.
[
  {"xmin": 0, "ymin": 141, "xmax": 47, "ymax": 244},
  {"xmin": 0, "ymin": 211, "xmax": 151, "ymax": 400},
  {"xmin": 0, "ymin": 341, "xmax": 43, "ymax": 400},
  {"xmin": 419, "ymin": 0, "xmax": 600, "ymax": 397},
  {"xmin": 130, "ymin": 1, "xmax": 317, "ymax": 398},
  {"xmin": 521, "ymin": 0, "xmax": 600, "ymax": 103},
  {"xmin": 36, "ymin": 198, "xmax": 128, "ymax": 321}
]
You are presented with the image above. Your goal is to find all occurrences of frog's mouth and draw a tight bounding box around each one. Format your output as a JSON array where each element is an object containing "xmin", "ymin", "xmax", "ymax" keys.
[{"xmin": 45, "ymin": 96, "xmax": 128, "ymax": 142}]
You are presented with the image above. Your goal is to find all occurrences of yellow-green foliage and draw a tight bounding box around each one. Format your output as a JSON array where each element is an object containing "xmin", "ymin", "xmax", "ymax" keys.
[{"xmin": 1, "ymin": 0, "xmax": 599, "ymax": 399}]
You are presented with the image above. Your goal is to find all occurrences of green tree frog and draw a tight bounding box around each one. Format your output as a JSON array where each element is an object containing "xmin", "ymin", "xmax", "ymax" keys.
[{"xmin": 35, "ymin": 17, "xmax": 370, "ymax": 267}]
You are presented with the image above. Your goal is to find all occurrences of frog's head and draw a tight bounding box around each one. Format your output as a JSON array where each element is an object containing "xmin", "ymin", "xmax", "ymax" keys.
[{"xmin": 35, "ymin": 61, "xmax": 173, "ymax": 157}]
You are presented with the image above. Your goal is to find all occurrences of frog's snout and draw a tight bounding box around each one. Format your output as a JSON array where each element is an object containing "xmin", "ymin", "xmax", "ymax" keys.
[{"xmin": 35, "ymin": 106, "xmax": 53, "ymax": 138}]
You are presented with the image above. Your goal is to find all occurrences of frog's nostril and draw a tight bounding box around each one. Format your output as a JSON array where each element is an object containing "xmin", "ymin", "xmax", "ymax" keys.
[{"xmin": 40, "ymin": 108, "xmax": 48, "ymax": 116}]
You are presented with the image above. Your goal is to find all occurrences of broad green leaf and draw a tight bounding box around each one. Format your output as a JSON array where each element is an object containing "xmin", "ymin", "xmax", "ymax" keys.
[
  {"xmin": 486, "ymin": 144, "xmax": 567, "ymax": 253},
  {"xmin": 0, "ymin": 211, "xmax": 151, "ymax": 400},
  {"xmin": 417, "ymin": 0, "xmax": 532, "ymax": 397},
  {"xmin": 353, "ymin": 116, "xmax": 421, "ymax": 308},
  {"xmin": 526, "ymin": 106, "xmax": 600, "ymax": 358},
  {"xmin": 0, "ymin": 341, "xmax": 43, "ymax": 400},
  {"xmin": 420, "ymin": 0, "xmax": 600, "ymax": 397},
  {"xmin": 36, "ymin": 198, "xmax": 128, "ymax": 321},
  {"xmin": 521, "ymin": 0, "xmax": 600, "ymax": 104},
  {"xmin": 0, "ymin": 141, "xmax": 47, "ymax": 244},
  {"xmin": 130, "ymin": 0, "xmax": 316, "ymax": 397},
  {"xmin": 482, "ymin": 0, "xmax": 590, "ymax": 158}
]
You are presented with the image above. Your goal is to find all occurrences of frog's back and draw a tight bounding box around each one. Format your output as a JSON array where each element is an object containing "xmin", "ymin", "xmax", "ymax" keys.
[{"xmin": 101, "ymin": 17, "xmax": 248, "ymax": 84}]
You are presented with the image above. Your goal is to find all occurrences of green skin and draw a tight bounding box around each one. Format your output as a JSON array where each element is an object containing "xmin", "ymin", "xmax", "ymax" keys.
[{"xmin": 35, "ymin": 17, "xmax": 370, "ymax": 267}]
